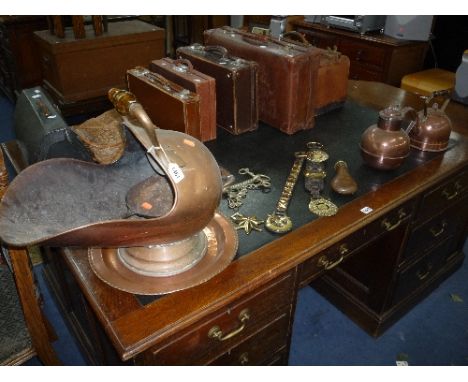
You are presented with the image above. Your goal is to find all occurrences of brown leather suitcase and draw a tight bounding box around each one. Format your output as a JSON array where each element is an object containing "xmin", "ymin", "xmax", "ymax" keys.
[
  {"xmin": 127, "ymin": 67, "xmax": 202, "ymax": 141},
  {"xmin": 203, "ymin": 27, "xmax": 320, "ymax": 134},
  {"xmin": 150, "ymin": 57, "xmax": 217, "ymax": 141},
  {"xmin": 176, "ymin": 44, "xmax": 258, "ymax": 135},
  {"xmin": 34, "ymin": 20, "xmax": 165, "ymax": 104},
  {"xmin": 314, "ymin": 48, "xmax": 350, "ymax": 115},
  {"xmin": 280, "ymin": 32, "xmax": 350, "ymax": 116}
]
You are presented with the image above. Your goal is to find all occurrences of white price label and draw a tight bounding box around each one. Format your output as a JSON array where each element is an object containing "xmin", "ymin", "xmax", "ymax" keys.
[
  {"xmin": 360, "ymin": 206, "xmax": 373, "ymax": 214},
  {"xmin": 168, "ymin": 163, "xmax": 184, "ymax": 183}
]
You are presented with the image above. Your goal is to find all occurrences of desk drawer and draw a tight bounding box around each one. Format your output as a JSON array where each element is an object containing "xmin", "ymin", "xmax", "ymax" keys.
[
  {"xmin": 299, "ymin": 229, "xmax": 366, "ymax": 285},
  {"xmin": 208, "ymin": 312, "xmax": 289, "ymax": 365},
  {"xmin": 392, "ymin": 236, "xmax": 459, "ymax": 305},
  {"xmin": 349, "ymin": 62, "xmax": 384, "ymax": 81},
  {"xmin": 147, "ymin": 271, "xmax": 295, "ymax": 365},
  {"xmin": 402, "ymin": 196, "xmax": 468, "ymax": 264},
  {"xmin": 299, "ymin": 199, "xmax": 416, "ymax": 285},
  {"xmin": 365, "ymin": 199, "xmax": 416, "ymax": 239},
  {"xmin": 416, "ymin": 170, "xmax": 468, "ymax": 224}
]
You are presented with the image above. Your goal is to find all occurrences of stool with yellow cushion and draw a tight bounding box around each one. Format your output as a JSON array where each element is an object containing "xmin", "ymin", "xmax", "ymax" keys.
[{"xmin": 401, "ymin": 68, "xmax": 455, "ymax": 96}]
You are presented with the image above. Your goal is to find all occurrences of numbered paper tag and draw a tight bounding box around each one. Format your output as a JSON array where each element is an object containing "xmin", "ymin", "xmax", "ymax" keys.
[
  {"xmin": 168, "ymin": 163, "xmax": 184, "ymax": 183},
  {"xmin": 360, "ymin": 206, "xmax": 373, "ymax": 214}
]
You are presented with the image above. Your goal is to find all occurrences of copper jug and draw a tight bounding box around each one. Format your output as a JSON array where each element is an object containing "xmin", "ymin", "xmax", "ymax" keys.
[
  {"xmin": 408, "ymin": 90, "xmax": 452, "ymax": 152},
  {"xmin": 360, "ymin": 105, "xmax": 416, "ymax": 170}
]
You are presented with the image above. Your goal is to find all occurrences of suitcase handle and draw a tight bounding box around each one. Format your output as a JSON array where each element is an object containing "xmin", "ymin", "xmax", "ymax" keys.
[
  {"xmin": 173, "ymin": 59, "xmax": 194, "ymax": 73},
  {"xmin": 219, "ymin": 26, "xmax": 309, "ymax": 53},
  {"xmin": 136, "ymin": 69, "xmax": 197, "ymax": 101},
  {"xmin": 143, "ymin": 71, "xmax": 178, "ymax": 92},
  {"xmin": 282, "ymin": 31, "xmax": 309, "ymax": 45},
  {"xmin": 204, "ymin": 45, "xmax": 229, "ymax": 58}
]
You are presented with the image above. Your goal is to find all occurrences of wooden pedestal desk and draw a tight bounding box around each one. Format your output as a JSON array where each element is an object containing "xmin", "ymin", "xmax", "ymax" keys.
[{"xmin": 42, "ymin": 81, "xmax": 468, "ymax": 365}]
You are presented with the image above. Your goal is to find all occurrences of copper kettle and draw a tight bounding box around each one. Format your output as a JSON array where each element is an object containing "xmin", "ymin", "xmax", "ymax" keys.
[
  {"xmin": 408, "ymin": 90, "xmax": 452, "ymax": 152},
  {"xmin": 360, "ymin": 105, "xmax": 416, "ymax": 170}
]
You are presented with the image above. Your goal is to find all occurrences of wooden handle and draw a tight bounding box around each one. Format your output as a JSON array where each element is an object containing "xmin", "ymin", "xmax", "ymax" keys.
[
  {"xmin": 92, "ymin": 16, "xmax": 103, "ymax": 36},
  {"xmin": 52, "ymin": 16, "xmax": 65, "ymax": 38},
  {"xmin": 72, "ymin": 16, "xmax": 86, "ymax": 39}
]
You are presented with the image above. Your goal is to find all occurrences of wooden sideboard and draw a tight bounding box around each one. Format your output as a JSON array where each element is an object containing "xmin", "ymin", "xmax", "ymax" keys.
[
  {"xmin": 41, "ymin": 81, "xmax": 468, "ymax": 365},
  {"xmin": 292, "ymin": 20, "xmax": 428, "ymax": 86}
]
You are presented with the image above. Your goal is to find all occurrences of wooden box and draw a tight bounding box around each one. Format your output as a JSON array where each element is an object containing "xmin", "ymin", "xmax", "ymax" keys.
[{"xmin": 34, "ymin": 20, "xmax": 165, "ymax": 104}]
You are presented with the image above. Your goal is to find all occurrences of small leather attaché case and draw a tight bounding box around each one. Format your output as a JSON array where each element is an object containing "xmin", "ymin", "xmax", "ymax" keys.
[
  {"xmin": 127, "ymin": 67, "xmax": 202, "ymax": 141},
  {"xmin": 281, "ymin": 32, "xmax": 350, "ymax": 116},
  {"xmin": 150, "ymin": 57, "xmax": 217, "ymax": 141},
  {"xmin": 204, "ymin": 27, "xmax": 320, "ymax": 135},
  {"xmin": 176, "ymin": 44, "xmax": 258, "ymax": 135},
  {"xmin": 313, "ymin": 47, "xmax": 349, "ymax": 116}
]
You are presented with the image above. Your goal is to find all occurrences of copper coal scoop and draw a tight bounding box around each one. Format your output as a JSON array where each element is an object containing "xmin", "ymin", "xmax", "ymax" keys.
[{"xmin": 0, "ymin": 89, "xmax": 238, "ymax": 294}]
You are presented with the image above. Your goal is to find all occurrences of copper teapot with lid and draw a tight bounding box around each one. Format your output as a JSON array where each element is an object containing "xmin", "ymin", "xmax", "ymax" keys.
[
  {"xmin": 408, "ymin": 90, "xmax": 452, "ymax": 152},
  {"xmin": 360, "ymin": 105, "xmax": 416, "ymax": 170}
]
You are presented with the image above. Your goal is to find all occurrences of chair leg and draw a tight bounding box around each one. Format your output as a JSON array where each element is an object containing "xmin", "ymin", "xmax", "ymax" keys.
[{"xmin": 9, "ymin": 248, "xmax": 61, "ymax": 365}]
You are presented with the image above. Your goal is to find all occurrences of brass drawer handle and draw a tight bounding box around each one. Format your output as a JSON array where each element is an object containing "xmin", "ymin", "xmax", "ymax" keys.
[
  {"xmin": 442, "ymin": 181, "xmax": 462, "ymax": 200},
  {"xmin": 381, "ymin": 209, "xmax": 407, "ymax": 232},
  {"xmin": 239, "ymin": 352, "xmax": 249, "ymax": 365},
  {"xmin": 318, "ymin": 254, "xmax": 344, "ymax": 270},
  {"xmin": 208, "ymin": 309, "xmax": 250, "ymax": 342},
  {"xmin": 338, "ymin": 244, "xmax": 349, "ymax": 256},
  {"xmin": 429, "ymin": 220, "xmax": 447, "ymax": 238},
  {"xmin": 417, "ymin": 263, "xmax": 433, "ymax": 281}
]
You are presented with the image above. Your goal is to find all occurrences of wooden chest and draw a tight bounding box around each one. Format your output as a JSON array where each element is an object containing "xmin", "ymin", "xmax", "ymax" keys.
[{"xmin": 34, "ymin": 20, "xmax": 165, "ymax": 104}]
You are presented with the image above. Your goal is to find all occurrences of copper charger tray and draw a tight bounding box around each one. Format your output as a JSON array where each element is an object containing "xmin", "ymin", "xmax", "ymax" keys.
[{"xmin": 88, "ymin": 212, "xmax": 238, "ymax": 295}]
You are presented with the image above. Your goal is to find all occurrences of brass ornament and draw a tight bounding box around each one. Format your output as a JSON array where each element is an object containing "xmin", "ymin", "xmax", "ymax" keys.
[
  {"xmin": 304, "ymin": 142, "xmax": 338, "ymax": 217},
  {"xmin": 230, "ymin": 212, "xmax": 264, "ymax": 234},
  {"xmin": 223, "ymin": 168, "xmax": 271, "ymax": 209},
  {"xmin": 265, "ymin": 213, "xmax": 293, "ymax": 234},
  {"xmin": 308, "ymin": 198, "xmax": 339, "ymax": 217},
  {"xmin": 265, "ymin": 151, "xmax": 306, "ymax": 234}
]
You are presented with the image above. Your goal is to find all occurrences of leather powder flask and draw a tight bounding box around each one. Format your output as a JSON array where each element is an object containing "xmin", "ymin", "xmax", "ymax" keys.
[{"xmin": 360, "ymin": 105, "xmax": 416, "ymax": 170}]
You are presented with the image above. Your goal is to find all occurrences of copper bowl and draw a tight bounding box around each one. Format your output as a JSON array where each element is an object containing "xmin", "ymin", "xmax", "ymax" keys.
[{"xmin": 360, "ymin": 146, "xmax": 409, "ymax": 170}]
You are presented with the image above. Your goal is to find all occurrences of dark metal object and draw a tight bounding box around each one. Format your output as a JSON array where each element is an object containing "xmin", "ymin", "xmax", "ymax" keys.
[
  {"xmin": 14, "ymin": 86, "xmax": 72, "ymax": 165},
  {"xmin": 360, "ymin": 105, "xmax": 415, "ymax": 170}
]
